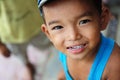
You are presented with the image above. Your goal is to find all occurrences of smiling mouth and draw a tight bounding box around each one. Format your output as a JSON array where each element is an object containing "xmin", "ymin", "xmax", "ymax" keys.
[
  {"xmin": 66, "ymin": 43, "xmax": 88, "ymax": 54},
  {"xmin": 67, "ymin": 43, "xmax": 87, "ymax": 50}
]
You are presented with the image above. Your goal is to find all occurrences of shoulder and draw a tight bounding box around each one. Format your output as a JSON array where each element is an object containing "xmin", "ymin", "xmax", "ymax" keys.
[
  {"xmin": 104, "ymin": 43, "xmax": 120, "ymax": 79},
  {"xmin": 110, "ymin": 43, "xmax": 120, "ymax": 64}
]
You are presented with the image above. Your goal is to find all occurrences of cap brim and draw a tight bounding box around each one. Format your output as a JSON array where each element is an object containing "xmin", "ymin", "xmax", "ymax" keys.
[{"xmin": 38, "ymin": 0, "xmax": 48, "ymax": 8}]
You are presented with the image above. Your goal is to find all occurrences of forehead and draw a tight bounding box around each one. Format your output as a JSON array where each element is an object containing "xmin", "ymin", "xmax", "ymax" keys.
[{"xmin": 43, "ymin": 0, "xmax": 97, "ymax": 24}]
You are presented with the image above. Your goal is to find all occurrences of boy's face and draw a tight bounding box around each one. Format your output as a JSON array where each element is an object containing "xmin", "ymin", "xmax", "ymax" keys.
[{"xmin": 41, "ymin": 0, "xmax": 107, "ymax": 60}]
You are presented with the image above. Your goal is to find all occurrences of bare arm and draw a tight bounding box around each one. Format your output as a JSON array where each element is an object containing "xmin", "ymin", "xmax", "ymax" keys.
[{"xmin": 106, "ymin": 43, "xmax": 120, "ymax": 80}]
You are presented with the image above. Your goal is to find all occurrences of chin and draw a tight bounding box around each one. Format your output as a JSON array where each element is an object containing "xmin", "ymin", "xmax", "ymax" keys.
[{"xmin": 68, "ymin": 53, "xmax": 87, "ymax": 61}]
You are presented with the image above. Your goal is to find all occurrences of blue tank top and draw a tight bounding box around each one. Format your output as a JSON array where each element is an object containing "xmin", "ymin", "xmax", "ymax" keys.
[{"xmin": 59, "ymin": 34, "xmax": 115, "ymax": 80}]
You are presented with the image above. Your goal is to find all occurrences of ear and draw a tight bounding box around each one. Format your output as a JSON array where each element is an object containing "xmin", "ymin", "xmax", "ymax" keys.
[
  {"xmin": 41, "ymin": 24, "xmax": 52, "ymax": 41},
  {"xmin": 100, "ymin": 5, "xmax": 111, "ymax": 31}
]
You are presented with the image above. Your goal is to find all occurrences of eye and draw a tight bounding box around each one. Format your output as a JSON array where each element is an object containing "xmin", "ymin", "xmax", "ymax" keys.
[
  {"xmin": 79, "ymin": 19, "xmax": 90, "ymax": 25},
  {"xmin": 52, "ymin": 25, "xmax": 63, "ymax": 30}
]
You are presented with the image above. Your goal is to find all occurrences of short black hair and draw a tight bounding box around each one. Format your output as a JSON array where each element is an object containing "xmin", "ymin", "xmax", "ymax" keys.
[{"xmin": 93, "ymin": 0, "xmax": 102, "ymax": 14}]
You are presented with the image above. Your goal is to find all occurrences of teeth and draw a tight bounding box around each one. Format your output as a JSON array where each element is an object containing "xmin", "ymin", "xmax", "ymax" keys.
[{"xmin": 72, "ymin": 45, "xmax": 84, "ymax": 49}]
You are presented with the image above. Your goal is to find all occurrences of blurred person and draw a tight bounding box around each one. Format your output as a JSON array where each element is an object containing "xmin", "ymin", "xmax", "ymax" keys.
[
  {"xmin": 0, "ymin": 0, "xmax": 51, "ymax": 80},
  {"xmin": 0, "ymin": 41, "xmax": 31, "ymax": 80}
]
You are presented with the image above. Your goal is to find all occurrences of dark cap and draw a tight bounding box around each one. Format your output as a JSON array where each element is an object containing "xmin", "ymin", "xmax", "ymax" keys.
[{"xmin": 38, "ymin": 0, "xmax": 102, "ymax": 16}]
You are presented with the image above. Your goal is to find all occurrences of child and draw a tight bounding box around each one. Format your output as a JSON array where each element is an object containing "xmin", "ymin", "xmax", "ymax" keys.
[
  {"xmin": 0, "ymin": 41, "xmax": 32, "ymax": 80},
  {"xmin": 38, "ymin": 0, "xmax": 120, "ymax": 80}
]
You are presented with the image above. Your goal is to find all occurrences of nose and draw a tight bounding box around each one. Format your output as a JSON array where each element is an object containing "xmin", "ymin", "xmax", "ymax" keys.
[{"xmin": 67, "ymin": 27, "xmax": 82, "ymax": 41}]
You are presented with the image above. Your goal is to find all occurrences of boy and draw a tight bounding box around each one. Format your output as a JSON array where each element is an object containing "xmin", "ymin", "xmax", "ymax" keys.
[{"xmin": 38, "ymin": 0, "xmax": 120, "ymax": 80}]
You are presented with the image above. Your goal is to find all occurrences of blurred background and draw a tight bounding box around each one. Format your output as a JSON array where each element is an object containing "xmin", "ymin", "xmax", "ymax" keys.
[
  {"xmin": 0, "ymin": 0, "xmax": 120, "ymax": 80},
  {"xmin": 102, "ymin": 0, "xmax": 120, "ymax": 45}
]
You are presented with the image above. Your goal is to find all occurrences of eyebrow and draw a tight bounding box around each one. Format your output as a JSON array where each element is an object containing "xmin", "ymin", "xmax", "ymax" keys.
[
  {"xmin": 48, "ymin": 20, "xmax": 60, "ymax": 26},
  {"xmin": 48, "ymin": 11, "xmax": 94, "ymax": 26},
  {"xmin": 75, "ymin": 11, "xmax": 94, "ymax": 19}
]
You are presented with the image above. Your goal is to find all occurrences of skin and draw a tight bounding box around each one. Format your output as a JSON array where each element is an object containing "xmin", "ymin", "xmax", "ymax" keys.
[
  {"xmin": 41, "ymin": 0, "xmax": 120, "ymax": 80},
  {"xmin": 58, "ymin": 69, "xmax": 66, "ymax": 80}
]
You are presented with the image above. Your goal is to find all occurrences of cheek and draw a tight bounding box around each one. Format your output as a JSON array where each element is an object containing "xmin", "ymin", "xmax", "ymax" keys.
[
  {"xmin": 82, "ymin": 26, "xmax": 101, "ymax": 47},
  {"xmin": 50, "ymin": 34, "xmax": 64, "ymax": 49},
  {"xmin": 87, "ymin": 32, "xmax": 101, "ymax": 49},
  {"xmin": 88, "ymin": 30, "xmax": 100, "ymax": 40}
]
